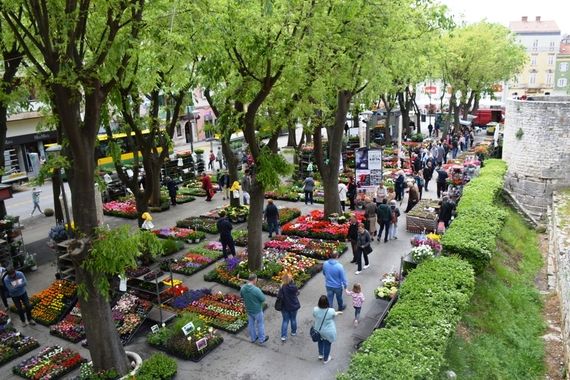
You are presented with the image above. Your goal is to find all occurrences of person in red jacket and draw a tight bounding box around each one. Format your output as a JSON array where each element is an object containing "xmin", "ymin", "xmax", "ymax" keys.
[{"xmin": 201, "ymin": 172, "xmax": 214, "ymax": 201}]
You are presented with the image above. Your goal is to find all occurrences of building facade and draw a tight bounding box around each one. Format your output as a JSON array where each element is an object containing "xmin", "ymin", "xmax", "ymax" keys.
[
  {"xmin": 554, "ymin": 35, "xmax": 570, "ymax": 95},
  {"xmin": 508, "ymin": 16, "xmax": 561, "ymax": 96}
]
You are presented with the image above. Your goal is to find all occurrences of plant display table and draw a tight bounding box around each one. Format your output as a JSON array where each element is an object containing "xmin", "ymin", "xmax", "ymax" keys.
[
  {"xmin": 160, "ymin": 247, "xmax": 222, "ymax": 276},
  {"xmin": 12, "ymin": 345, "xmax": 86, "ymax": 380},
  {"xmin": 405, "ymin": 199, "xmax": 440, "ymax": 233},
  {"xmin": 102, "ymin": 199, "xmax": 137, "ymax": 219},
  {"xmin": 204, "ymin": 250, "xmax": 322, "ymax": 296},
  {"xmin": 281, "ymin": 210, "xmax": 364, "ymax": 240},
  {"xmin": 176, "ymin": 217, "xmax": 218, "ymax": 234},
  {"xmin": 29, "ymin": 280, "xmax": 77, "ymax": 326},
  {"xmin": 147, "ymin": 313, "xmax": 223, "ymax": 362},
  {"xmin": 0, "ymin": 329, "xmax": 40, "ymax": 366},
  {"xmin": 49, "ymin": 304, "xmax": 84, "ymax": 343},
  {"xmin": 264, "ymin": 236, "xmax": 347, "ymax": 260},
  {"xmin": 152, "ymin": 227, "xmax": 206, "ymax": 243}
]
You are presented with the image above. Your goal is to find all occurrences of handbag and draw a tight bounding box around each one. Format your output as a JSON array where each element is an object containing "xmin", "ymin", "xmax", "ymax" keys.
[
  {"xmin": 274, "ymin": 297, "xmax": 283, "ymax": 311},
  {"xmin": 310, "ymin": 310, "xmax": 329, "ymax": 342},
  {"xmin": 363, "ymin": 245, "xmax": 373, "ymax": 254}
]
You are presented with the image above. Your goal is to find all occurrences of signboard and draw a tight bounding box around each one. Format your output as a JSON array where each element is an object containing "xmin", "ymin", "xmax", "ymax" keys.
[
  {"xmin": 151, "ymin": 324, "xmax": 160, "ymax": 334},
  {"xmin": 196, "ymin": 337, "xmax": 208, "ymax": 351},
  {"xmin": 181, "ymin": 322, "xmax": 195, "ymax": 336},
  {"xmin": 424, "ymin": 86, "xmax": 437, "ymax": 94},
  {"xmin": 355, "ymin": 148, "xmax": 383, "ymax": 188}
]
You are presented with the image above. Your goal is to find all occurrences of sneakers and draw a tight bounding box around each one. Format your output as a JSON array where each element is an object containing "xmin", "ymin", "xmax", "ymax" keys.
[
  {"xmin": 363, "ymin": 264, "xmax": 369, "ymax": 269},
  {"xmin": 376, "ymin": 237, "xmax": 381, "ymax": 242},
  {"xmin": 291, "ymin": 332, "xmax": 296, "ymax": 336},
  {"xmin": 258, "ymin": 336, "xmax": 269, "ymax": 345},
  {"xmin": 318, "ymin": 355, "xmax": 324, "ymax": 360},
  {"xmin": 28, "ymin": 320, "xmax": 36, "ymax": 326},
  {"xmin": 323, "ymin": 356, "xmax": 333, "ymax": 364},
  {"xmin": 339, "ymin": 306, "xmax": 346, "ymax": 311},
  {"xmin": 354, "ymin": 271, "xmax": 361, "ymax": 275},
  {"xmin": 281, "ymin": 337, "xmax": 286, "ymax": 342},
  {"xmin": 354, "ymin": 319, "xmax": 359, "ymax": 327},
  {"xmin": 394, "ymin": 236, "xmax": 398, "ymax": 240}
]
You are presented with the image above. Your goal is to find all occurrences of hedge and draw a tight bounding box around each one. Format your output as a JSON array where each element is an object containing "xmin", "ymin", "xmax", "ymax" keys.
[
  {"xmin": 441, "ymin": 159, "xmax": 507, "ymax": 273},
  {"xmin": 338, "ymin": 257, "xmax": 474, "ymax": 380}
]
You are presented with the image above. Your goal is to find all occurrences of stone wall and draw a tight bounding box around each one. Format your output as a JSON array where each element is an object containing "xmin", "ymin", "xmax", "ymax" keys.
[
  {"xmin": 504, "ymin": 97, "xmax": 570, "ymax": 221},
  {"xmin": 549, "ymin": 191, "xmax": 570, "ymax": 372}
]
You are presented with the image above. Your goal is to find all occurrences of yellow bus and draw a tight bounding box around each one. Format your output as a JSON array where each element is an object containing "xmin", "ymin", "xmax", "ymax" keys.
[{"xmin": 96, "ymin": 130, "xmax": 165, "ymax": 167}]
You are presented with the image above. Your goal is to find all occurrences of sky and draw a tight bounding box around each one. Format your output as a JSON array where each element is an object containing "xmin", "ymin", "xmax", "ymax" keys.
[{"xmin": 438, "ymin": 0, "xmax": 570, "ymax": 35}]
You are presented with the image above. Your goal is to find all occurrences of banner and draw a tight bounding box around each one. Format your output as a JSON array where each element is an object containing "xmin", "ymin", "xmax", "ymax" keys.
[{"xmin": 355, "ymin": 148, "xmax": 383, "ymax": 187}]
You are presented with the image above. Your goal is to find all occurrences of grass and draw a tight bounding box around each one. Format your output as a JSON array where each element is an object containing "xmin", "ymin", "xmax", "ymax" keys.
[{"xmin": 443, "ymin": 207, "xmax": 545, "ymax": 379}]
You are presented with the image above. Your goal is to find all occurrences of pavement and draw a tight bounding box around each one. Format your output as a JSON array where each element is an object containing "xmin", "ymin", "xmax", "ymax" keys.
[{"xmin": 0, "ymin": 131, "xmax": 446, "ymax": 380}]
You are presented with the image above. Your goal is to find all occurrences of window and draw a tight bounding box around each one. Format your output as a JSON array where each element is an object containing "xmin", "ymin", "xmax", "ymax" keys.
[
  {"xmin": 561, "ymin": 62, "xmax": 569, "ymax": 72},
  {"xmin": 550, "ymin": 41, "xmax": 556, "ymax": 51},
  {"xmin": 546, "ymin": 73, "xmax": 553, "ymax": 85},
  {"xmin": 176, "ymin": 124, "xmax": 182, "ymax": 137},
  {"xmin": 531, "ymin": 55, "xmax": 537, "ymax": 66},
  {"xmin": 558, "ymin": 78, "xmax": 568, "ymax": 88},
  {"xmin": 548, "ymin": 55, "xmax": 555, "ymax": 65},
  {"xmin": 529, "ymin": 73, "xmax": 536, "ymax": 85},
  {"xmin": 532, "ymin": 39, "xmax": 538, "ymax": 51}
]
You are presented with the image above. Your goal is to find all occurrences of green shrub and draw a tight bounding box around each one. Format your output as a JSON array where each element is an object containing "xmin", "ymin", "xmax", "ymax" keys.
[
  {"xmin": 339, "ymin": 257, "xmax": 474, "ymax": 380},
  {"xmin": 136, "ymin": 353, "xmax": 177, "ymax": 380}
]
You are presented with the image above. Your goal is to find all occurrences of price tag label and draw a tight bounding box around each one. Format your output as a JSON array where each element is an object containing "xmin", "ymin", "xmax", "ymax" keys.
[
  {"xmin": 196, "ymin": 337, "xmax": 208, "ymax": 350},
  {"xmin": 181, "ymin": 322, "xmax": 195, "ymax": 336},
  {"xmin": 151, "ymin": 324, "xmax": 159, "ymax": 334}
]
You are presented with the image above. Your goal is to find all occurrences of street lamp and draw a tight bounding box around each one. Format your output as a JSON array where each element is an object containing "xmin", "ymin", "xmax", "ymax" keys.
[{"xmin": 45, "ymin": 145, "xmax": 71, "ymax": 231}]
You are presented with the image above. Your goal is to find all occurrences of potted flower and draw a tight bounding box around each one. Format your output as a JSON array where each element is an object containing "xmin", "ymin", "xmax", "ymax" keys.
[{"xmin": 410, "ymin": 244, "xmax": 435, "ymax": 263}]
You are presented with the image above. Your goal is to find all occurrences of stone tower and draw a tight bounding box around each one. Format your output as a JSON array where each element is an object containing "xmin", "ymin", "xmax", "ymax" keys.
[{"xmin": 503, "ymin": 96, "xmax": 570, "ymax": 222}]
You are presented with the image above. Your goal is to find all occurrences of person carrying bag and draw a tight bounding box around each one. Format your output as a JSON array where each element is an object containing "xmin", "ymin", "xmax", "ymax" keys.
[{"xmin": 310, "ymin": 309, "xmax": 328, "ymax": 342}]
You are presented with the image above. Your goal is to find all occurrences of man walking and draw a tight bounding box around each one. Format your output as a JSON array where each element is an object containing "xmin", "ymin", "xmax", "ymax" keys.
[
  {"xmin": 240, "ymin": 273, "xmax": 268, "ymax": 345},
  {"xmin": 375, "ymin": 199, "xmax": 392, "ymax": 243},
  {"xmin": 323, "ymin": 252, "xmax": 347, "ymax": 311},
  {"xmin": 436, "ymin": 167, "xmax": 449, "ymax": 198},
  {"xmin": 216, "ymin": 147, "xmax": 224, "ymax": 170},
  {"xmin": 3, "ymin": 267, "xmax": 35, "ymax": 326},
  {"xmin": 264, "ymin": 199, "xmax": 280, "ymax": 238},
  {"xmin": 216, "ymin": 210, "xmax": 236, "ymax": 258},
  {"xmin": 31, "ymin": 187, "xmax": 43, "ymax": 215}
]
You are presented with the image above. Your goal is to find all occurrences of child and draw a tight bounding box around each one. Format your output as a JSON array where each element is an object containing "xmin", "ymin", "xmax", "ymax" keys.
[{"xmin": 345, "ymin": 283, "xmax": 365, "ymax": 326}]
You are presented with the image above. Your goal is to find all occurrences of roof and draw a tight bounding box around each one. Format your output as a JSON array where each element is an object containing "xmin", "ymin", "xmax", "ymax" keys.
[{"xmin": 509, "ymin": 19, "xmax": 560, "ymax": 34}]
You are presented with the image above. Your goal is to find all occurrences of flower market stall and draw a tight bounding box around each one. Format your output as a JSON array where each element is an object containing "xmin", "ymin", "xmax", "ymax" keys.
[
  {"xmin": 0, "ymin": 329, "xmax": 40, "ymax": 366},
  {"xmin": 374, "ymin": 272, "xmax": 400, "ymax": 301},
  {"xmin": 264, "ymin": 188, "xmax": 300, "ymax": 202},
  {"xmin": 281, "ymin": 210, "xmax": 364, "ymax": 240},
  {"xmin": 204, "ymin": 249, "xmax": 322, "ymax": 296},
  {"xmin": 28, "ymin": 280, "xmax": 77, "ymax": 326},
  {"xmin": 264, "ymin": 235, "xmax": 347, "ymax": 260},
  {"xmin": 102, "ymin": 199, "xmax": 137, "ymax": 219},
  {"xmin": 405, "ymin": 199, "xmax": 440, "ymax": 233},
  {"xmin": 12, "ymin": 345, "xmax": 86, "ymax": 379},
  {"xmin": 147, "ymin": 312, "xmax": 223, "ymax": 362},
  {"xmin": 231, "ymin": 230, "xmax": 248, "ymax": 247},
  {"xmin": 160, "ymin": 247, "xmax": 222, "ymax": 276},
  {"xmin": 176, "ymin": 217, "xmax": 218, "ymax": 234},
  {"xmin": 49, "ymin": 304, "xmax": 84, "ymax": 343},
  {"xmin": 152, "ymin": 227, "xmax": 206, "ymax": 244}
]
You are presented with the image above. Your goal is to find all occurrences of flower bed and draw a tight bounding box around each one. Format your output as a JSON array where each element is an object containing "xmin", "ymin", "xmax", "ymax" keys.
[
  {"xmin": 175, "ymin": 194, "xmax": 195, "ymax": 204},
  {"xmin": 147, "ymin": 312, "xmax": 223, "ymax": 362},
  {"xmin": 153, "ymin": 227, "xmax": 206, "ymax": 243},
  {"xmin": 204, "ymin": 250, "xmax": 322, "ymax": 296},
  {"xmin": 102, "ymin": 199, "xmax": 137, "ymax": 219},
  {"xmin": 111, "ymin": 293, "xmax": 153, "ymax": 345},
  {"xmin": 176, "ymin": 217, "xmax": 218, "ymax": 234},
  {"xmin": 261, "ymin": 207, "xmax": 301, "ymax": 231},
  {"xmin": 231, "ymin": 230, "xmax": 248, "ymax": 246},
  {"xmin": 0, "ymin": 330, "xmax": 40, "ymax": 366},
  {"xmin": 50, "ymin": 313, "xmax": 84, "ymax": 343},
  {"xmin": 374, "ymin": 272, "xmax": 400, "ymax": 300},
  {"xmin": 264, "ymin": 189, "xmax": 300, "ymax": 202},
  {"xmin": 13, "ymin": 345, "xmax": 86, "ymax": 379},
  {"xmin": 264, "ymin": 235, "xmax": 347, "ymax": 260},
  {"xmin": 180, "ymin": 182, "xmax": 207, "ymax": 197},
  {"xmin": 281, "ymin": 210, "xmax": 364, "ymax": 240},
  {"xmin": 160, "ymin": 248, "xmax": 222, "ymax": 276},
  {"xmin": 30, "ymin": 280, "xmax": 77, "ymax": 326}
]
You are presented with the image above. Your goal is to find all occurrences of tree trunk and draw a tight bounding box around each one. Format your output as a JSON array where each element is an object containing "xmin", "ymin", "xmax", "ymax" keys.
[
  {"xmin": 76, "ymin": 266, "xmax": 129, "ymax": 374},
  {"xmin": 398, "ymin": 91, "xmax": 411, "ymax": 137},
  {"xmin": 149, "ymin": 158, "xmax": 163, "ymax": 207},
  {"xmin": 221, "ymin": 137, "xmax": 240, "ymax": 207},
  {"xmin": 0, "ymin": 106, "xmax": 7, "ymax": 172},
  {"xmin": 135, "ymin": 192, "xmax": 149, "ymax": 228},
  {"xmin": 52, "ymin": 170, "xmax": 64, "ymax": 224},
  {"xmin": 471, "ymin": 92, "xmax": 480, "ymax": 115},
  {"xmin": 246, "ymin": 181, "xmax": 265, "ymax": 271},
  {"xmin": 287, "ymin": 125, "xmax": 297, "ymax": 147},
  {"xmin": 381, "ymin": 94, "xmax": 394, "ymax": 145}
]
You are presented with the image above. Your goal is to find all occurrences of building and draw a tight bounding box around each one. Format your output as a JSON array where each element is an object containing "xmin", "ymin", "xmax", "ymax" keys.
[
  {"xmin": 554, "ymin": 35, "xmax": 570, "ymax": 95},
  {"xmin": 508, "ymin": 16, "xmax": 561, "ymax": 96},
  {"xmin": 172, "ymin": 88, "xmax": 216, "ymax": 150}
]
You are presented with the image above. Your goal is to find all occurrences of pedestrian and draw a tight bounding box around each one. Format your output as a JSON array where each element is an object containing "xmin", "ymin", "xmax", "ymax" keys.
[
  {"xmin": 200, "ymin": 172, "xmax": 214, "ymax": 202},
  {"xmin": 31, "ymin": 187, "xmax": 43, "ymax": 215},
  {"xmin": 405, "ymin": 180, "xmax": 420, "ymax": 213},
  {"xmin": 347, "ymin": 176, "xmax": 357, "ymax": 210},
  {"xmin": 230, "ymin": 181, "xmax": 242, "ymax": 205},
  {"xmin": 414, "ymin": 170, "xmax": 424, "ymax": 200},
  {"xmin": 388, "ymin": 200, "xmax": 401, "ymax": 240},
  {"xmin": 437, "ymin": 143, "xmax": 445, "ymax": 167},
  {"xmin": 438, "ymin": 194, "xmax": 456, "ymax": 229},
  {"xmin": 344, "ymin": 122, "xmax": 349, "ymax": 137},
  {"xmin": 264, "ymin": 199, "xmax": 280, "ymax": 238},
  {"xmin": 395, "ymin": 171, "xmax": 405, "ymax": 202},
  {"xmin": 355, "ymin": 223, "xmax": 371, "ymax": 275},
  {"xmin": 436, "ymin": 167, "xmax": 449, "ymax": 198},
  {"xmin": 278, "ymin": 273, "xmax": 300, "ymax": 342},
  {"xmin": 216, "ymin": 210, "xmax": 236, "ymax": 258},
  {"xmin": 208, "ymin": 150, "xmax": 216, "ymax": 171},
  {"xmin": 345, "ymin": 283, "xmax": 365, "ymax": 326},
  {"xmin": 322, "ymin": 252, "xmax": 347, "ymax": 311},
  {"xmin": 375, "ymin": 198, "xmax": 391, "ymax": 243},
  {"xmin": 451, "ymin": 137, "xmax": 459, "ymax": 159},
  {"xmin": 347, "ymin": 215, "xmax": 359, "ymax": 264},
  {"xmin": 423, "ymin": 160, "xmax": 434, "ymax": 191},
  {"xmin": 241, "ymin": 170, "xmax": 252, "ymax": 205},
  {"xmin": 165, "ymin": 177, "xmax": 178, "ymax": 206},
  {"xmin": 216, "ymin": 147, "xmax": 224, "ymax": 170},
  {"xmin": 3, "ymin": 267, "xmax": 35, "ymax": 326},
  {"xmin": 0, "ymin": 266, "xmax": 9, "ymax": 310},
  {"xmin": 338, "ymin": 182, "xmax": 348, "ymax": 212},
  {"xmin": 141, "ymin": 212, "xmax": 154, "ymax": 231},
  {"xmin": 240, "ymin": 273, "xmax": 268, "ymax": 345},
  {"xmin": 375, "ymin": 182, "xmax": 387, "ymax": 205},
  {"xmin": 386, "ymin": 187, "xmax": 396, "ymax": 203},
  {"xmin": 364, "ymin": 197, "xmax": 377, "ymax": 238},
  {"xmin": 303, "ymin": 174, "xmax": 315, "ymax": 205},
  {"xmin": 219, "ymin": 171, "xmax": 230, "ymax": 200},
  {"xmin": 428, "ymin": 124, "xmax": 433, "ymax": 137},
  {"xmin": 313, "ymin": 295, "xmax": 341, "ymax": 364}
]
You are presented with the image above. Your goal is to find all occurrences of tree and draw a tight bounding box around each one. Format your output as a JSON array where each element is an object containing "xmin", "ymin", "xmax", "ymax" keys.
[{"xmin": 1, "ymin": 0, "xmax": 145, "ymax": 374}]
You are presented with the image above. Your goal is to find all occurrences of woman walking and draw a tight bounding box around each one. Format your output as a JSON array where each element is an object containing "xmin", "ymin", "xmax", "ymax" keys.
[
  {"xmin": 313, "ymin": 295, "xmax": 341, "ymax": 364},
  {"xmin": 355, "ymin": 223, "xmax": 371, "ymax": 275},
  {"xmin": 278, "ymin": 273, "xmax": 300, "ymax": 342}
]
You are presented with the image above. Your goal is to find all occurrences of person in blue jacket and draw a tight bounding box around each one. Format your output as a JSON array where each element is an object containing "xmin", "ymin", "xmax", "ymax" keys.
[
  {"xmin": 3, "ymin": 268, "xmax": 35, "ymax": 326},
  {"xmin": 322, "ymin": 252, "xmax": 347, "ymax": 311},
  {"xmin": 278, "ymin": 273, "xmax": 300, "ymax": 342},
  {"xmin": 313, "ymin": 295, "xmax": 341, "ymax": 364}
]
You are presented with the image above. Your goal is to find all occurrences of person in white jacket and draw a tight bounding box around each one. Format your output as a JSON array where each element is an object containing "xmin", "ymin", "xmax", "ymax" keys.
[{"xmin": 338, "ymin": 182, "xmax": 348, "ymax": 212}]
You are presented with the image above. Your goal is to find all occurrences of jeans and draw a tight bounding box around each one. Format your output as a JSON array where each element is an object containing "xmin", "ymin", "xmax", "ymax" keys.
[
  {"xmin": 389, "ymin": 223, "xmax": 398, "ymax": 239},
  {"xmin": 221, "ymin": 238, "xmax": 236, "ymax": 258},
  {"xmin": 267, "ymin": 221, "xmax": 279, "ymax": 237},
  {"xmin": 377, "ymin": 219, "xmax": 390, "ymax": 242},
  {"xmin": 437, "ymin": 182, "xmax": 448, "ymax": 198},
  {"xmin": 355, "ymin": 248, "xmax": 369, "ymax": 272},
  {"xmin": 281, "ymin": 309, "xmax": 298, "ymax": 338},
  {"xmin": 318, "ymin": 338, "xmax": 332, "ymax": 360},
  {"xmin": 340, "ymin": 200, "xmax": 346, "ymax": 212},
  {"xmin": 354, "ymin": 306, "xmax": 361, "ymax": 320},
  {"xmin": 247, "ymin": 311, "xmax": 266, "ymax": 343},
  {"xmin": 350, "ymin": 240, "xmax": 358, "ymax": 262},
  {"xmin": 12, "ymin": 292, "xmax": 32, "ymax": 323},
  {"xmin": 304, "ymin": 191, "xmax": 314, "ymax": 205},
  {"xmin": 326, "ymin": 286, "xmax": 344, "ymax": 310}
]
